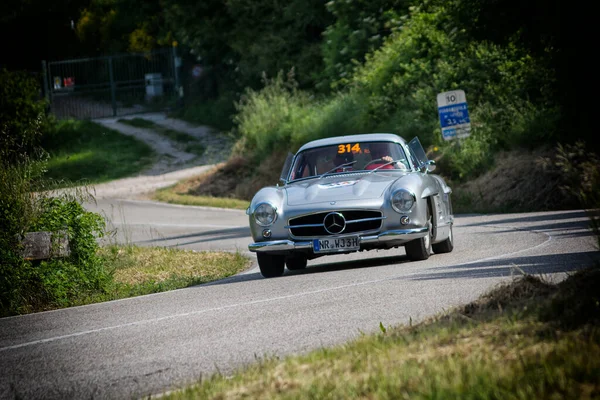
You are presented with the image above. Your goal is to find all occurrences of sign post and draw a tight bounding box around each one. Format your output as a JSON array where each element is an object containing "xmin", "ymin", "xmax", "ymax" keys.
[{"xmin": 436, "ymin": 90, "xmax": 471, "ymax": 141}]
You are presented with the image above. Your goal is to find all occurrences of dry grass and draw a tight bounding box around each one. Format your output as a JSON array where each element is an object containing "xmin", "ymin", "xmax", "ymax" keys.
[
  {"xmin": 153, "ymin": 189, "xmax": 250, "ymax": 210},
  {"xmin": 97, "ymin": 245, "xmax": 251, "ymax": 299},
  {"xmin": 452, "ymin": 147, "xmax": 580, "ymax": 213},
  {"xmin": 153, "ymin": 151, "xmax": 289, "ymax": 208},
  {"xmin": 110, "ymin": 246, "xmax": 247, "ymax": 285}
]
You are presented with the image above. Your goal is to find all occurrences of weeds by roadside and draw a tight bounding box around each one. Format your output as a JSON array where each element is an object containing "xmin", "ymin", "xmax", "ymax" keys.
[
  {"xmin": 51, "ymin": 245, "xmax": 250, "ymax": 310},
  {"xmin": 154, "ymin": 187, "xmax": 250, "ymax": 210}
]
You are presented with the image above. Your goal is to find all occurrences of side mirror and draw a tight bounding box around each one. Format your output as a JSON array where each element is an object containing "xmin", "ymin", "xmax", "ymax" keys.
[{"xmin": 425, "ymin": 160, "xmax": 436, "ymax": 173}]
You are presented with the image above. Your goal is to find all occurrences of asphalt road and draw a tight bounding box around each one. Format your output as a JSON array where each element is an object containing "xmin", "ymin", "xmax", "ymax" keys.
[{"xmin": 1, "ymin": 200, "xmax": 598, "ymax": 399}]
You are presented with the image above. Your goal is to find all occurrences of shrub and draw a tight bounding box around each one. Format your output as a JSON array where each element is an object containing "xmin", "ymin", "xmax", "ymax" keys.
[
  {"xmin": 0, "ymin": 194, "xmax": 111, "ymax": 315},
  {"xmin": 0, "ymin": 68, "xmax": 48, "ymax": 166},
  {"xmin": 233, "ymin": 70, "xmax": 311, "ymax": 157},
  {"xmin": 0, "ymin": 68, "xmax": 112, "ymax": 316}
]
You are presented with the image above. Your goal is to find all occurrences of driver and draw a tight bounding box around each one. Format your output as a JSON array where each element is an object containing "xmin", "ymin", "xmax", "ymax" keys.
[{"xmin": 365, "ymin": 143, "xmax": 395, "ymax": 170}]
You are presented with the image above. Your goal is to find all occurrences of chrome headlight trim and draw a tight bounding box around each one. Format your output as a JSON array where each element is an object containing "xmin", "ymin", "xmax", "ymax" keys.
[
  {"xmin": 391, "ymin": 189, "xmax": 415, "ymax": 213},
  {"xmin": 253, "ymin": 202, "xmax": 278, "ymax": 226}
]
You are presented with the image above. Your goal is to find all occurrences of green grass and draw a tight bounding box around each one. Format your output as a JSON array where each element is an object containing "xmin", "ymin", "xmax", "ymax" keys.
[
  {"xmin": 97, "ymin": 245, "xmax": 249, "ymax": 301},
  {"xmin": 118, "ymin": 118, "xmax": 206, "ymax": 156},
  {"xmin": 117, "ymin": 117, "xmax": 156, "ymax": 129},
  {"xmin": 40, "ymin": 245, "xmax": 251, "ymax": 311},
  {"xmin": 158, "ymin": 268, "xmax": 600, "ymax": 399},
  {"xmin": 41, "ymin": 119, "xmax": 155, "ymax": 188},
  {"xmin": 169, "ymin": 96, "xmax": 236, "ymax": 132},
  {"xmin": 153, "ymin": 186, "xmax": 250, "ymax": 210}
]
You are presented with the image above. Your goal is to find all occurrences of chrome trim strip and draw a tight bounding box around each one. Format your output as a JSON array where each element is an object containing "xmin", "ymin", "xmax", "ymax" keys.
[
  {"xmin": 360, "ymin": 227, "xmax": 428, "ymax": 243},
  {"xmin": 345, "ymin": 216, "xmax": 386, "ymax": 224},
  {"xmin": 284, "ymin": 216, "xmax": 385, "ymax": 229},
  {"xmin": 248, "ymin": 240, "xmax": 312, "ymax": 252},
  {"xmin": 283, "ymin": 223, "xmax": 324, "ymax": 229}
]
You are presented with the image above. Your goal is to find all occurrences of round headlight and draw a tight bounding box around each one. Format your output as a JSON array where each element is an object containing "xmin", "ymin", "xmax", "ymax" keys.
[
  {"xmin": 254, "ymin": 203, "xmax": 277, "ymax": 226},
  {"xmin": 391, "ymin": 189, "xmax": 415, "ymax": 213}
]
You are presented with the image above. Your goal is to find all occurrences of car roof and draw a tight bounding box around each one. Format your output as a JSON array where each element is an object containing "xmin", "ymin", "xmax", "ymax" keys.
[{"xmin": 296, "ymin": 133, "xmax": 407, "ymax": 153}]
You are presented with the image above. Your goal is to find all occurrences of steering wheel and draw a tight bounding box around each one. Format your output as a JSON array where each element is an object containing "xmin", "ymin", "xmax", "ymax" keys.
[{"xmin": 363, "ymin": 158, "xmax": 384, "ymax": 169}]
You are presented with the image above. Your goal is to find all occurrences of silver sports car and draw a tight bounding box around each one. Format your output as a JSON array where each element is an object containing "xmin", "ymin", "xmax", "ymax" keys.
[{"xmin": 246, "ymin": 133, "xmax": 454, "ymax": 277}]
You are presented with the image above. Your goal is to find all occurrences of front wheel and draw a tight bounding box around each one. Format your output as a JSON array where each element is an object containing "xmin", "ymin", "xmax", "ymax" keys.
[
  {"xmin": 405, "ymin": 207, "xmax": 432, "ymax": 261},
  {"xmin": 432, "ymin": 224, "xmax": 454, "ymax": 254},
  {"xmin": 286, "ymin": 255, "xmax": 307, "ymax": 270},
  {"xmin": 257, "ymin": 253, "xmax": 285, "ymax": 278}
]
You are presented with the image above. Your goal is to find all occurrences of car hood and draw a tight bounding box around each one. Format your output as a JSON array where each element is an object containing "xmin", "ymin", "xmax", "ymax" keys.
[{"xmin": 285, "ymin": 173, "xmax": 404, "ymax": 206}]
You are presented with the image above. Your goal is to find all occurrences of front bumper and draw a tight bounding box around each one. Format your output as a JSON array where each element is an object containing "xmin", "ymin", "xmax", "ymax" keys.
[{"xmin": 248, "ymin": 227, "xmax": 428, "ymax": 253}]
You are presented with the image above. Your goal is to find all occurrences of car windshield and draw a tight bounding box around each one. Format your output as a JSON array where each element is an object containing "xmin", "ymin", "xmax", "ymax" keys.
[{"xmin": 288, "ymin": 141, "xmax": 410, "ymax": 181}]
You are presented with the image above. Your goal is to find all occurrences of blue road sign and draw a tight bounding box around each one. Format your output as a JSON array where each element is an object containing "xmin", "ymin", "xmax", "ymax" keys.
[{"xmin": 437, "ymin": 90, "xmax": 471, "ymax": 141}]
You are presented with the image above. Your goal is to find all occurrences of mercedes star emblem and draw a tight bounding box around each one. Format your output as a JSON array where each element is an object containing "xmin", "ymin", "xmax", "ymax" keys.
[{"xmin": 323, "ymin": 212, "xmax": 346, "ymax": 234}]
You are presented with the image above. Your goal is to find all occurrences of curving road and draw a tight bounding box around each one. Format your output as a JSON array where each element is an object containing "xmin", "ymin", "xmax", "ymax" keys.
[{"xmin": 0, "ymin": 200, "xmax": 598, "ymax": 399}]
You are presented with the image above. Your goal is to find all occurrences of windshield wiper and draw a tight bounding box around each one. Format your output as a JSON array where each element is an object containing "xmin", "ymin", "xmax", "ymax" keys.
[
  {"xmin": 367, "ymin": 159, "xmax": 402, "ymax": 174},
  {"xmin": 319, "ymin": 161, "xmax": 357, "ymax": 179}
]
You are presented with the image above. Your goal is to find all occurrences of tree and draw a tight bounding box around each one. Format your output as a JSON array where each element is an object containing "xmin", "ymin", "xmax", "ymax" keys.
[
  {"xmin": 75, "ymin": 0, "xmax": 173, "ymax": 54},
  {"xmin": 162, "ymin": 0, "xmax": 333, "ymax": 97},
  {"xmin": 319, "ymin": 0, "xmax": 413, "ymax": 91}
]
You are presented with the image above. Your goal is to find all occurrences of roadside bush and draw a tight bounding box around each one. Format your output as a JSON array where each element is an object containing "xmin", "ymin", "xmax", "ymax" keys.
[
  {"xmin": 0, "ymin": 68, "xmax": 112, "ymax": 316},
  {"xmin": 349, "ymin": 6, "xmax": 558, "ymax": 180},
  {"xmin": 542, "ymin": 141, "xmax": 600, "ymax": 249},
  {"xmin": 233, "ymin": 70, "xmax": 311, "ymax": 157},
  {"xmin": 1, "ymin": 193, "xmax": 112, "ymax": 316},
  {"xmin": 232, "ymin": 5, "xmax": 559, "ymax": 184},
  {"xmin": 171, "ymin": 92, "xmax": 237, "ymax": 132},
  {"xmin": 0, "ymin": 68, "xmax": 49, "ymax": 315},
  {"xmin": 30, "ymin": 196, "xmax": 111, "ymax": 309},
  {"xmin": 233, "ymin": 70, "xmax": 375, "ymax": 161}
]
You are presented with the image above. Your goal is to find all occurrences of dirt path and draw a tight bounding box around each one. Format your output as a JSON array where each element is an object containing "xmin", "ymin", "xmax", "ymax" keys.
[{"xmin": 88, "ymin": 112, "xmax": 233, "ymax": 199}]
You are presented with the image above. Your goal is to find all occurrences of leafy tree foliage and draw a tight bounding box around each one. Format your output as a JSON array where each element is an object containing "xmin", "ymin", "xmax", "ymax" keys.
[
  {"xmin": 0, "ymin": 69, "xmax": 48, "ymax": 166},
  {"xmin": 162, "ymin": 0, "xmax": 333, "ymax": 96},
  {"xmin": 425, "ymin": 0, "xmax": 592, "ymax": 144},
  {"xmin": 319, "ymin": 0, "xmax": 412, "ymax": 91},
  {"xmin": 75, "ymin": 0, "xmax": 174, "ymax": 54}
]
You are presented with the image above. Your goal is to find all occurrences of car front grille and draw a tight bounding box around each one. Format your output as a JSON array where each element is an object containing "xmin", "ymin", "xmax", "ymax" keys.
[{"xmin": 287, "ymin": 210, "xmax": 383, "ymax": 237}]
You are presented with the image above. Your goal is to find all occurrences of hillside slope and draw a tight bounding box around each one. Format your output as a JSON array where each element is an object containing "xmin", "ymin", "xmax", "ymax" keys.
[{"xmin": 176, "ymin": 145, "xmax": 580, "ymax": 214}]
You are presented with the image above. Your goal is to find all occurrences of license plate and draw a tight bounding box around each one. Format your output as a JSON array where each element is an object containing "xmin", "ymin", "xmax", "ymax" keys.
[{"xmin": 313, "ymin": 236, "xmax": 360, "ymax": 253}]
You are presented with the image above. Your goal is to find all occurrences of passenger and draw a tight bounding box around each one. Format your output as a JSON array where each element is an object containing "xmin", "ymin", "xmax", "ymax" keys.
[{"xmin": 333, "ymin": 151, "xmax": 354, "ymax": 172}]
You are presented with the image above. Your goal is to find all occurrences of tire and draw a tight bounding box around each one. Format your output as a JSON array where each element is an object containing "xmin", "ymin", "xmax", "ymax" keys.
[
  {"xmin": 257, "ymin": 253, "xmax": 285, "ymax": 278},
  {"xmin": 405, "ymin": 206, "xmax": 432, "ymax": 261},
  {"xmin": 286, "ymin": 255, "xmax": 307, "ymax": 270},
  {"xmin": 432, "ymin": 224, "xmax": 454, "ymax": 254}
]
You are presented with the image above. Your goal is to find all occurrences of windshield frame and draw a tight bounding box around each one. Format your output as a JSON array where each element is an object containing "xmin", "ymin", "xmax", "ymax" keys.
[{"xmin": 286, "ymin": 141, "xmax": 411, "ymax": 183}]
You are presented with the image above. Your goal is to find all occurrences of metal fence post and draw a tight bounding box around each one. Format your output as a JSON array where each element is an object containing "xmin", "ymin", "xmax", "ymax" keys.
[
  {"xmin": 108, "ymin": 56, "xmax": 117, "ymax": 117},
  {"xmin": 172, "ymin": 44, "xmax": 183, "ymax": 109},
  {"xmin": 41, "ymin": 60, "xmax": 50, "ymax": 113}
]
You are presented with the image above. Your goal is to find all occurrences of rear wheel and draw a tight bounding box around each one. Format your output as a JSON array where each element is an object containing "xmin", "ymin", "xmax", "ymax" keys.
[
  {"xmin": 432, "ymin": 224, "xmax": 454, "ymax": 254},
  {"xmin": 286, "ymin": 255, "xmax": 307, "ymax": 270},
  {"xmin": 257, "ymin": 253, "xmax": 285, "ymax": 278},
  {"xmin": 405, "ymin": 206, "xmax": 432, "ymax": 261}
]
